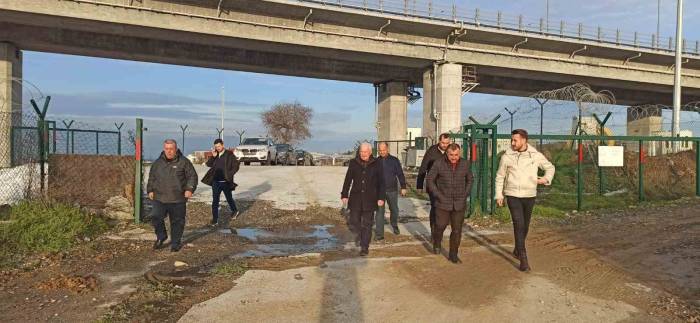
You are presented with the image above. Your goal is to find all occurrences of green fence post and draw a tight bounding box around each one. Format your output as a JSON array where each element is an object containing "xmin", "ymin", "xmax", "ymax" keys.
[
  {"xmin": 696, "ymin": 140, "xmax": 700, "ymax": 197},
  {"xmin": 115, "ymin": 122, "xmax": 124, "ymax": 156},
  {"xmin": 490, "ymin": 127, "xmax": 498, "ymax": 215},
  {"xmin": 593, "ymin": 112, "xmax": 611, "ymax": 195},
  {"xmin": 639, "ymin": 140, "xmax": 645, "ymax": 202},
  {"xmin": 577, "ymin": 140, "xmax": 583, "ymax": 211},
  {"xmin": 38, "ymin": 120, "xmax": 48, "ymax": 194},
  {"xmin": 469, "ymin": 131, "xmax": 477, "ymax": 217},
  {"xmin": 134, "ymin": 118, "xmax": 143, "ymax": 224},
  {"xmin": 95, "ymin": 132, "xmax": 100, "ymax": 155},
  {"xmin": 480, "ymin": 134, "xmax": 488, "ymax": 213},
  {"xmin": 70, "ymin": 130, "xmax": 75, "ymax": 154},
  {"xmin": 62, "ymin": 120, "xmax": 74, "ymax": 154}
]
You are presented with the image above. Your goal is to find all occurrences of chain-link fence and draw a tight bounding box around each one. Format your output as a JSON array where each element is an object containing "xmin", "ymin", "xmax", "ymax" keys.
[
  {"xmin": 0, "ymin": 111, "xmax": 41, "ymax": 205},
  {"xmin": 1, "ymin": 110, "xmax": 136, "ymax": 214}
]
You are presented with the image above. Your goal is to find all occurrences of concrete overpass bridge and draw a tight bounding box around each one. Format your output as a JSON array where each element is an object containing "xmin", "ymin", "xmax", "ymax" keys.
[{"xmin": 2, "ymin": 0, "xmax": 700, "ymax": 162}]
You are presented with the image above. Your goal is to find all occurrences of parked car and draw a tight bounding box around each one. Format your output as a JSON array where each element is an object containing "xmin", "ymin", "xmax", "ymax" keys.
[
  {"xmin": 275, "ymin": 144, "xmax": 293, "ymax": 165},
  {"xmin": 295, "ymin": 150, "xmax": 315, "ymax": 166},
  {"xmin": 233, "ymin": 137, "xmax": 277, "ymax": 165}
]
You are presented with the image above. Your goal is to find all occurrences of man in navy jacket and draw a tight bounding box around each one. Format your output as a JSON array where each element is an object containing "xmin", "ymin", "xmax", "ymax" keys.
[{"xmin": 375, "ymin": 142, "xmax": 407, "ymax": 240}]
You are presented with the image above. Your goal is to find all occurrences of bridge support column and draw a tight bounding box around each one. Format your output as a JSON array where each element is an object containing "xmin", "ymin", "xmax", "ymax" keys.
[
  {"xmin": 377, "ymin": 81, "xmax": 407, "ymax": 157},
  {"xmin": 0, "ymin": 42, "xmax": 22, "ymax": 168},
  {"xmin": 435, "ymin": 63, "xmax": 463, "ymax": 135},
  {"xmin": 423, "ymin": 63, "xmax": 462, "ymax": 142},
  {"xmin": 422, "ymin": 70, "xmax": 436, "ymax": 142}
]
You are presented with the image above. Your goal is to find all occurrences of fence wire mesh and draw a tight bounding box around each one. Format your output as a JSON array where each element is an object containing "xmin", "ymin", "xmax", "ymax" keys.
[
  {"xmin": 1, "ymin": 111, "xmax": 41, "ymax": 205},
  {"xmin": 1, "ymin": 110, "xmax": 137, "ymax": 210}
]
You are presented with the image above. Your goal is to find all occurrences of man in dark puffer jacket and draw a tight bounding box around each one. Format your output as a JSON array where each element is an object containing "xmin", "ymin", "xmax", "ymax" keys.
[
  {"xmin": 426, "ymin": 143, "xmax": 473, "ymax": 264},
  {"xmin": 147, "ymin": 139, "xmax": 198, "ymax": 252}
]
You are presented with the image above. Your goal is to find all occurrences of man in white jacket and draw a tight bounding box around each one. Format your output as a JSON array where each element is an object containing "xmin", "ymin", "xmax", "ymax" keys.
[{"xmin": 495, "ymin": 129, "xmax": 555, "ymax": 272}]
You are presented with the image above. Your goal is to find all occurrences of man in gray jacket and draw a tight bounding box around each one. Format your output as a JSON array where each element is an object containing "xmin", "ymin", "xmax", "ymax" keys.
[
  {"xmin": 147, "ymin": 139, "xmax": 198, "ymax": 252},
  {"xmin": 495, "ymin": 129, "xmax": 555, "ymax": 272}
]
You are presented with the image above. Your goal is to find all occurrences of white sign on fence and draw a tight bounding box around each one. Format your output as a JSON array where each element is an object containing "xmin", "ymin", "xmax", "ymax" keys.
[{"xmin": 598, "ymin": 146, "xmax": 625, "ymax": 167}]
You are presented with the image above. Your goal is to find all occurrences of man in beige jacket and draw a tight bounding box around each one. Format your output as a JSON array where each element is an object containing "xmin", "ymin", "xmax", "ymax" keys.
[{"xmin": 495, "ymin": 129, "xmax": 555, "ymax": 272}]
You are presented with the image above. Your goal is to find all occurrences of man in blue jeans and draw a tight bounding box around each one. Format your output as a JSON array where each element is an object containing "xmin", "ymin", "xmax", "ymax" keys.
[
  {"xmin": 375, "ymin": 142, "xmax": 407, "ymax": 240},
  {"xmin": 202, "ymin": 139, "xmax": 240, "ymax": 226}
]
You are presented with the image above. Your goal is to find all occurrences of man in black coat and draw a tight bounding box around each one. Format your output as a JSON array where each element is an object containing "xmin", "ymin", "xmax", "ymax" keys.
[
  {"xmin": 341, "ymin": 142, "xmax": 386, "ymax": 256},
  {"xmin": 426, "ymin": 143, "xmax": 473, "ymax": 264},
  {"xmin": 147, "ymin": 139, "xmax": 198, "ymax": 252},
  {"xmin": 416, "ymin": 133, "xmax": 452, "ymax": 236},
  {"xmin": 202, "ymin": 139, "xmax": 241, "ymax": 226}
]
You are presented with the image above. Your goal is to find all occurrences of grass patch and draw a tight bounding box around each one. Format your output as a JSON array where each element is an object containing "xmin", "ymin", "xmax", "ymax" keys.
[
  {"xmin": 212, "ymin": 260, "xmax": 248, "ymax": 277},
  {"xmin": 468, "ymin": 199, "xmax": 567, "ymax": 223},
  {"xmin": 0, "ymin": 200, "xmax": 109, "ymax": 267}
]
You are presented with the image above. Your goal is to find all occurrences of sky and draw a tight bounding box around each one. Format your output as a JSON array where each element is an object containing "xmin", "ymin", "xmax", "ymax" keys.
[{"xmin": 19, "ymin": 0, "xmax": 700, "ymax": 159}]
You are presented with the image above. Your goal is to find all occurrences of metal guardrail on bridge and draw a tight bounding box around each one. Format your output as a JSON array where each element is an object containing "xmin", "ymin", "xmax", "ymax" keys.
[{"xmin": 298, "ymin": 0, "xmax": 700, "ymax": 56}]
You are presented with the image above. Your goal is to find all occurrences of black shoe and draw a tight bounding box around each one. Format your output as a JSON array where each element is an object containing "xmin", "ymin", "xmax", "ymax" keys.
[
  {"xmin": 170, "ymin": 244, "xmax": 182, "ymax": 252},
  {"xmin": 375, "ymin": 236, "xmax": 384, "ymax": 241},
  {"xmin": 152, "ymin": 239, "xmax": 166, "ymax": 250},
  {"xmin": 518, "ymin": 250, "xmax": 531, "ymax": 272},
  {"xmin": 449, "ymin": 254, "xmax": 462, "ymax": 264},
  {"xmin": 392, "ymin": 227, "xmax": 400, "ymax": 235},
  {"xmin": 359, "ymin": 249, "xmax": 369, "ymax": 257}
]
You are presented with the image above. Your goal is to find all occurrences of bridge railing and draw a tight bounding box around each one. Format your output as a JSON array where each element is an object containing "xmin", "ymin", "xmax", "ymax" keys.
[{"xmin": 299, "ymin": 0, "xmax": 699, "ymax": 56}]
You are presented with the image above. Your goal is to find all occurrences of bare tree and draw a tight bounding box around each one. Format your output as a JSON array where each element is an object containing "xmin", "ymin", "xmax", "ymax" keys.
[{"xmin": 261, "ymin": 101, "xmax": 313, "ymax": 144}]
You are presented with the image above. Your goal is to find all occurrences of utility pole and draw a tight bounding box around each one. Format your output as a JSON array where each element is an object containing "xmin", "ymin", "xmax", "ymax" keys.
[
  {"xmin": 672, "ymin": 0, "xmax": 683, "ymax": 152},
  {"xmin": 179, "ymin": 124, "xmax": 188, "ymax": 154},
  {"xmin": 220, "ymin": 86, "xmax": 225, "ymax": 143},
  {"xmin": 505, "ymin": 108, "xmax": 517, "ymax": 132},
  {"xmin": 546, "ymin": 0, "xmax": 550, "ymax": 32},
  {"xmin": 657, "ymin": 0, "xmax": 661, "ymax": 48}
]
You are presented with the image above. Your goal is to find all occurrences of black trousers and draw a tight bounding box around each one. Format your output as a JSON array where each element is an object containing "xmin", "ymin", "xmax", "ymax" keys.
[
  {"xmin": 151, "ymin": 201, "xmax": 186, "ymax": 248},
  {"xmin": 428, "ymin": 193, "xmax": 437, "ymax": 235},
  {"xmin": 349, "ymin": 209, "xmax": 374, "ymax": 252},
  {"xmin": 434, "ymin": 208, "xmax": 466, "ymax": 255},
  {"xmin": 506, "ymin": 196, "xmax": 536, "ymax": 253}
]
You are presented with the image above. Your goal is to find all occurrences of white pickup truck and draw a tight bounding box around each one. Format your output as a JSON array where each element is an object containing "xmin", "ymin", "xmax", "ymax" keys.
[{"xmin": 233, "ymin": 137, "xmax": 278, "ymax": 165}]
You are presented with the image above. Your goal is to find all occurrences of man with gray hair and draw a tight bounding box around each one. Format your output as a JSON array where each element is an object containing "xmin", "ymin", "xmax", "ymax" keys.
[
  {"xmin": 341, "ymin": 142, "xmax": 385, "ymax": 256},
  {"xmin": 147, "ymin": 139, "xmax": 198, "ymax": 252}
]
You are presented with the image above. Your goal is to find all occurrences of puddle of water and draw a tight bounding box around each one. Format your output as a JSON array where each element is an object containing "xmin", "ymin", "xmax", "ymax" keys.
[{"xmin": 230, "ymin": 225, "xmax": 339, "ymax": 258}]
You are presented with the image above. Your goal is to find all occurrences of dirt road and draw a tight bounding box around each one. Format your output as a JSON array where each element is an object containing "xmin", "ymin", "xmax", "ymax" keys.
[{"xmin": 1, "ymin": 165, "xmax": 698, "ymax": 322}]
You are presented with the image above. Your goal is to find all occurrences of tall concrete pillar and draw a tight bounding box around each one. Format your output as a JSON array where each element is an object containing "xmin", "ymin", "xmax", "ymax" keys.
[
  {"xmin": 422, "ymin": 69, "xmax": 436, "ymax": 142},
  {"xmin": 0, "ymin": 42, "xmax": 22, "ymax": 168},
  {"xmin": 434, "ymin": 63, "xmax": 462, "ymax": 135},
  {"xmin": 377, "ymin": 81, "xmax": 407, "ymax": 157}
]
